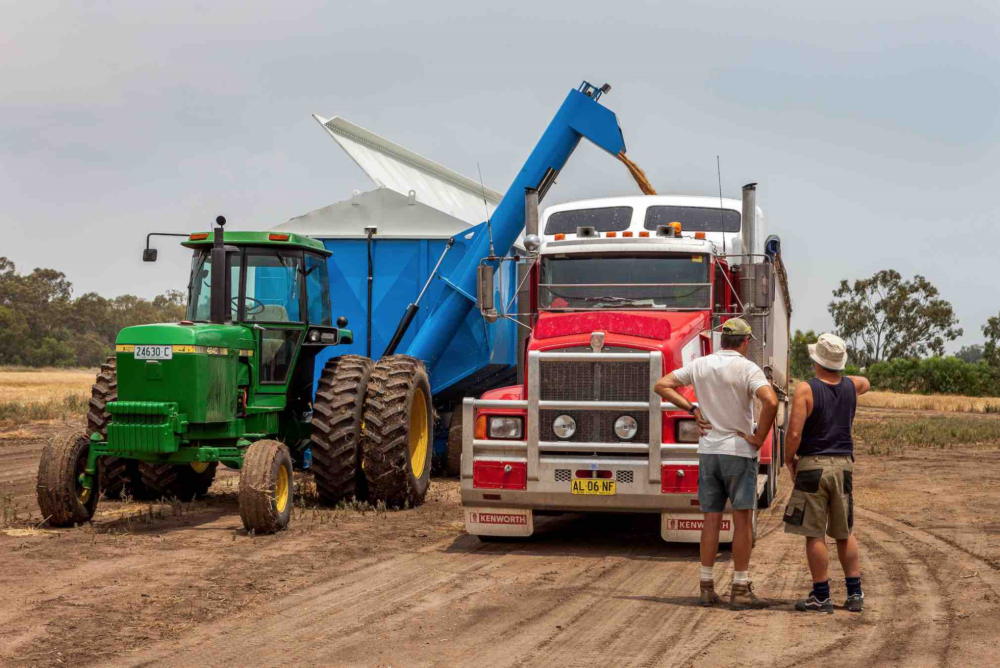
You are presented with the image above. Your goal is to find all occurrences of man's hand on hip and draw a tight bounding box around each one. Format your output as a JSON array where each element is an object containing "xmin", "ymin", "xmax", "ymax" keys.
[
  {"xmin": 736, "ymin": 430, "xmax": 766, "ymax": 450},
  {"xmin": 786, "ymin": 459, "xmax": 798, "ymax": 478},
  {"xmin": 693, "ymin": 408, "xmax": 713, "ymax": 436}
]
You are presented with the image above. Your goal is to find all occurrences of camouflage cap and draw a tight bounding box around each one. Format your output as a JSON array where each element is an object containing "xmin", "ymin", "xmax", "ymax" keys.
[{"xmin": 721, "ymin": 318, "xmax": 753, "ymax": 337}]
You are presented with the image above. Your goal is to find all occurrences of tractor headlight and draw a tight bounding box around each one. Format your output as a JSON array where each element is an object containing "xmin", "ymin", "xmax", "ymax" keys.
[
  {"xmin": 676, "ymin": 419, "xmax": 701, "ymax": 443},
  {"xmin": 552, "ymin": 414, "xmax": 576, "ymax": 439},
  {"xmin": 614, "ymin": 415, "xmax": 638, "ymax": 440},
  {"xmin": 308, "ymin": 329, "xmax": 321, "ymax": 342},
  {"xmin": 488, "ymin": 417, "xmax": 523, "ymax": 439}
]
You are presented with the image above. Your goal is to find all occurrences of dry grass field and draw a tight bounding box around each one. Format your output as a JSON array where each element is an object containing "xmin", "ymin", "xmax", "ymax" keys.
[
  {"xmin": 0, "ymin": 368, "xmax": 94, "ymax": 425},
  {"xmin": 859, "ymin": 389, "xmax": 1000, "ymax": 414}
]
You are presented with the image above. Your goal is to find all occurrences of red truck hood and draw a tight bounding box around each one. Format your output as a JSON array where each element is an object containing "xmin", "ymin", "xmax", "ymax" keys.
[{"xmin": 533, "ymin": 311, "xmax": 705, "ymax": 341}]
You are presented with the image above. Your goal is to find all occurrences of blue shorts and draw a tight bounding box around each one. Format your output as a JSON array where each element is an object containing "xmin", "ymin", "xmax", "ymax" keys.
[{"xmin": 697, "ymin": 453, "xmax": 758, "ymax": 513}]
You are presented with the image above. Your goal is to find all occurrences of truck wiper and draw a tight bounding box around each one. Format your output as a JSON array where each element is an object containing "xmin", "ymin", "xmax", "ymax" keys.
[{"xmin": 585, "ymin": 297, "xmax": 654, "ymax": 308}]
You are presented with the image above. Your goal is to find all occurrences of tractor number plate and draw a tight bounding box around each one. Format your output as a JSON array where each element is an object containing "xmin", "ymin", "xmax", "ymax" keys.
[
  {"xmin": 571, "ymin": 478, "xmax": 616, "ymax": 495},
  {"xmin": 134, "ymin": 345, "xmax": 173, "ymax": 360}
]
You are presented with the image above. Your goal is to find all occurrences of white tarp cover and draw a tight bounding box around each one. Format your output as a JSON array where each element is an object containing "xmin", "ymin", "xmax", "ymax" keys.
[{"xmin": 313, "ymin": 115, "xmax": 501, "ymax": 227}]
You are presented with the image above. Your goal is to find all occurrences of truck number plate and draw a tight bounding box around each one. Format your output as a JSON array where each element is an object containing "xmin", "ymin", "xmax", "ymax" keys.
[
  {"xmin": 571, "ymin": 478, "xmax": 616, "ymax": 495},
  {"xmin": 134, "ymin": 345, "xmax": 173, "ymax": 360}
]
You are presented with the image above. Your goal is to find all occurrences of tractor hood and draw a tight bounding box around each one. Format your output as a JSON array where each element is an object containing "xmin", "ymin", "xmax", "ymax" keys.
[{"xmin": 115, "ymin": 322, "xmax": 253, "ymax": 350}]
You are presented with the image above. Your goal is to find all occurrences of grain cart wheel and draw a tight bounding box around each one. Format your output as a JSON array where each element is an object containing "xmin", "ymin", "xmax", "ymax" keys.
[
  {"xmin": 138, "ymin": 461, "xmax": 218, "ymax": 501},
  {"xmin": 445, "ymin": 415, "xmax": 463, "ymax": 478},
  {"xmin": 311, "ymin": 355, "xmax": 374, "ymax": 504},
  {"xmin": 239, "ymin": 440, "xmax": 293, "ymax": 534},
  {"xmin": 36, "ymin": 430, "xmax": 100, "ymax": 527},
  {"xmin": 362, "ymin": 355, "xmax": 433, "ymax": 508},
  {"xmin": 87, "ymin": 357, "xmax": 145, "ymax": 499}
]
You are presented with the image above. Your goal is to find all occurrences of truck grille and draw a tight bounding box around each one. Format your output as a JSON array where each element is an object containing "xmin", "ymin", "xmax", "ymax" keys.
[{"xmin": 539, "ymin": 351, "xmax": 649, "ymax": 444}]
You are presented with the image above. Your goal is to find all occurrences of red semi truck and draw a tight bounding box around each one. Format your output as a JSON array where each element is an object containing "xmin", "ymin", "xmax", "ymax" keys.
[{"xmin": 460, "ymin": 184, "xmax": 791, "ymax": 543}]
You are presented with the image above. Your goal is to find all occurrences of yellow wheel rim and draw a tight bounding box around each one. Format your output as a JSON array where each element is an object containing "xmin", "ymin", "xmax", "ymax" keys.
[
  {"xmin": 409, "ymin": 388, "xmax": 429, "ymax": 478},
  {"xmin": 275, "ymin": 464, "xmax": 289, "ymax": 514},
  {"xmin": 78, "ymin": 486, "xmax": 91, "ymax": 504},
  {"xmin": 191, "ymin": 461, "xmax": 210, "ymax": 474}
]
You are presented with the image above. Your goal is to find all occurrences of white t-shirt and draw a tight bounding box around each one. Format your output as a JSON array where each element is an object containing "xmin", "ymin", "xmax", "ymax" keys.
[{"xmin": 672, "ymin": 350, "xmax": 770, "ymax": 458}]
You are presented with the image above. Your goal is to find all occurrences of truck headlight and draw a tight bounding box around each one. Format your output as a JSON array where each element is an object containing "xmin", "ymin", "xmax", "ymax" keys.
[
  {"xmin": 489, "ymin": 417, "xmax": 523, "ymax": 439},
  {"xmin": 553, "ymin": 414, "xmax": 576, "ymax": 439},
  {"xmin": 676, "ymin": 419, "xmax": 700, "ymax": 443},
  {"xmin": 614, "ymin": 415, "xmax": 638, "ymax": 440}
]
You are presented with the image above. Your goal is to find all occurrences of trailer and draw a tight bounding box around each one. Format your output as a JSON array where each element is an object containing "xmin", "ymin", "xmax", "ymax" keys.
[{"xmin": 461, "ymin": 185, "xmax": 792, "ymax": 543}]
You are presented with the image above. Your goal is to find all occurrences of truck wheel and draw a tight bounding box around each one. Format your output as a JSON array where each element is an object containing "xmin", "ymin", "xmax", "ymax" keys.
[
  {"xmin": 239, "ymin": 440, "xmax": 293, "ymax": 534},
  {"xmin": 87, "ymin": 357, "xmax": 145, "ymax": 500},
  {"xmin": 36, "ymin": 430, "xmax": 100, "ymax": 527},
  {"xmin": 311, "ymin": 355, "xmax": 373, "ymax": 504},
  {"xmin": 362, "ymin": 355, "xmax": 433, "ymax": 508},
  {"xmin": 138, "ymin": 462, "xmax": 218, "ymax": 501},
  {"xmin": 445, "ymin": 413, "xmax": 462, "ymax": 478}
]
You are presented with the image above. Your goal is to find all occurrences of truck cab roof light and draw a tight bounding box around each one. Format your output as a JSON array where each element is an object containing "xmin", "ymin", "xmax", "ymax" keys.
[
  {"xmin": 189, "ymin": 233, "xmax": 209, "ymax": 241},
  {"xmin": 639, "ymin": 231, "xmax": 650, "ymax": 237},
  {"xmin": 622, "ymin": 231, "xmax": 633, "ymax": 237},
  {"xmin": 606, "ymin": 231, "xmax": 617, "ymax": 238},
  {"xmin": 670, "ymin": 222, "xmax": 682, "ymax": 234},
  {"xmin": 554, "ymin": 233, "xmax": 566, "ymax": 241},
  {"xmin": 695, "ymin": 232, "xmax": 706, "ymax": 239},
  {"xmin": 269, "ymin": 233, "xmax": 290, "ymax": 241}
]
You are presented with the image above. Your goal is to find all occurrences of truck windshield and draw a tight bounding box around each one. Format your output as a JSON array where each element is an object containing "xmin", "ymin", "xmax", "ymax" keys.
[{"xmin": 539, "ymin": 253, "xmax": 711, "ymax": 310}]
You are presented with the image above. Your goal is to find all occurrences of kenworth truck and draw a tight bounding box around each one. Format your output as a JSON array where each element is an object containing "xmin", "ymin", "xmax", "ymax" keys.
[
  {"xmin": 37, "ymin": 221, "xmax": 435, "ymax": 534},
  {"xmin": 461, "ymin": 184, "xmax": 791, "ymax": 543}
]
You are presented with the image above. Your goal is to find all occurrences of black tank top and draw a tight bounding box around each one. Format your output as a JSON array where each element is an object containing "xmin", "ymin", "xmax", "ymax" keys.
[{"xmin": 799, "ymin": 377, "xmax": 856, "ymax": 458}]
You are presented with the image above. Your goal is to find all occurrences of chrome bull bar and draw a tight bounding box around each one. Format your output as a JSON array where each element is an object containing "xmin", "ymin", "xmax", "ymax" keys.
[{"xmin": 462, "ymin": 350, "xmax": 685, "ymax": 484}]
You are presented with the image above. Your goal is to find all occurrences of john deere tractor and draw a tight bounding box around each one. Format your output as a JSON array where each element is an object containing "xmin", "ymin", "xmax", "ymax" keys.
[{"xmin": 36, "ymin": 217, "xmax": 433, "ymax": 533}]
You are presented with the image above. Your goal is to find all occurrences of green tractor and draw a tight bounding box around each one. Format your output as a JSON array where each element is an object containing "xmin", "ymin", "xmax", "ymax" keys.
[{"xmin": 36, "ymin": 218, "xmax": 434, "ymax": 533}]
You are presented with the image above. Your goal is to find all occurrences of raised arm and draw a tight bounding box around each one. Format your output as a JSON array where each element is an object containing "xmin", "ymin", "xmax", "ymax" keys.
[
  {"xmin": 654, "ymin": 371, "xmax": 710, "ymax": 433},
  {"xmin": 784, "ymin": 381, "xmax": 813, "ymax": 476}
]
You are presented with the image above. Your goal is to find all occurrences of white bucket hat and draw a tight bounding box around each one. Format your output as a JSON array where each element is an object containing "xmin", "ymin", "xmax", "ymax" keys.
[{"xmin": 809, "ymin": 333, "xmax": 848, "ymax": 371}]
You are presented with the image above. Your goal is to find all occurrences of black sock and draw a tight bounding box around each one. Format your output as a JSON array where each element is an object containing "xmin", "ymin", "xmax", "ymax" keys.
[
  {"xmin": 846, "ymin": 576, "xmax": 862, "ymax": 597},
  {"xmin": 811, "ymin": 580, "xmax": 830, "ymax": 601}
]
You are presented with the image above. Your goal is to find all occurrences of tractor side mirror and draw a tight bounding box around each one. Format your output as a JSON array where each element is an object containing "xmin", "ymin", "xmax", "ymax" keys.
[
  {"xmin": 336, "ymin": 316, "xmax": 348, "ymax": 328},
  {"xmin": 143, "ymin": 248, "xmax": 158, "ymax": 262},
  {"xmin": 477, "ymin": 264, "xmax": 498, "ymax": 323}
]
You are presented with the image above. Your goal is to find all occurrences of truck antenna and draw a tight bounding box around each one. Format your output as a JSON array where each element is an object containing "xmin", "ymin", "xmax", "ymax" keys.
[
  {"xmin": 478, "ymin": 162, "xmax": 496, "ymax": 258},
  {"xmin": 716, "ymin": 156, "xmax": 726, "ymax": 255}
]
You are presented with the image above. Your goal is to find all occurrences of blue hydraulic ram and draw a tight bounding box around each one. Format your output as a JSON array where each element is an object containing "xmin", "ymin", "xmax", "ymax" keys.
[{"xmin": 403, "ymin": 81, "xmax": 627, "ymax": 370}]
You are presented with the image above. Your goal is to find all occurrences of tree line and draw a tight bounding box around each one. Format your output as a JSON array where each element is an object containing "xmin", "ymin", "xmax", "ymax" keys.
[
  {"xmin": 0, "ymin": 257, "xmax": 185, "ymax": 367},
  {"xmin": 791, "ymin": 268, "xmax": 1000, "ymax": 396}
]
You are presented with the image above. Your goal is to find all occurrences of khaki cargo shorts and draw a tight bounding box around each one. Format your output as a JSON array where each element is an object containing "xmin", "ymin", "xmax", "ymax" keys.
[{"xmin": 783, "ymin": 455, "xmax": 854, "ymax": 540}]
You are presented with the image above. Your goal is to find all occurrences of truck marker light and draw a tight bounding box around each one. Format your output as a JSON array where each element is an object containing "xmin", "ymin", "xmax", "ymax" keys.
[
  {"xmin": 189, "ymin": 233, "xmax": 209, "ymax": 241},
  {"xmin": 606, "ymin": 231, "xmax": 617, "ymax": 238},
  {"xmin": 695, "ymin": 232, "xmax": 706, "ymax": 239},
  {"xmin": 669, "ymin": 222, "xmax": 682, "ymax": 234},
  {"xmin": 268, "ymin": 233, "xmax": 290, "ymax": 241},
  {"xmin": 475, "ymin": 415, "xmax": 487, "ymax": 439},
  {"xmin": 622, "ymin": 231, "xmax": 633, "ymax": 237},
  {"xmin": 638, "ymin": 231, "xmax": 650, "ymax": 237},
  {"xmin": 473, "ymin": 461, "xmax": 527, "ymax": 490},
  {"xmin": 554, "ymin": 233, "xmax": 566, "ymax": 240}
]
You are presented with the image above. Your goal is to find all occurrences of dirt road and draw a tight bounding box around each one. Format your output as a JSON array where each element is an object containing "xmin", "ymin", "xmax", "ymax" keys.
[{"xmin": 2, "ymin": 417, "xmax": 1000, "ymax": 667}]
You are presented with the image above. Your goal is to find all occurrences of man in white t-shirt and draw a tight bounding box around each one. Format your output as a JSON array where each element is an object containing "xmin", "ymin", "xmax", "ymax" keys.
[{"xmin": 654, "ymin": 318, "xmax": 779, "ymax": 610}]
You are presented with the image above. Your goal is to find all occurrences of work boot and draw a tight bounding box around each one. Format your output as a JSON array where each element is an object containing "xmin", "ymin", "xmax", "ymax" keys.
[
  {"xmin": 795, "ymin": 593, "xmax": 834, "ymax": 613},
  {"xmin": 729, "ymin": 581, "xmax": 767, "ymax": 610},
  {"xmin": 699, "ymin": 580, "xmax": 720, "ymax": 607},
  {"xmin": 845, "ymin": 592, "xmax": 864, "ymax": 613}
]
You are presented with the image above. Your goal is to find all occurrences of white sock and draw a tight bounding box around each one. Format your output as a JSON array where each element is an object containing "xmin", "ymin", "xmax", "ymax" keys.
[
  {"xmin": 700, "ymin": 566, "xmax": 714, "ymax": 582},
  {"xmin": 733, "ymin": 570, "xmax": 749, "ymax": 585}
]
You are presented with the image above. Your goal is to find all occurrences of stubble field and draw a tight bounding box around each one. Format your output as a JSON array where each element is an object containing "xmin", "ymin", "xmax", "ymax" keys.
[{"xmin": 2, "ymin": 369, "xmax": 1000, "ymax": 667}]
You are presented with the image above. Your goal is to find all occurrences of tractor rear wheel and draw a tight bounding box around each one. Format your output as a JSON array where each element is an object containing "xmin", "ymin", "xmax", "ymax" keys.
[
  {"xmin": 310, "ymin": 355, "xmax": 373, "ymax": 505},
  {"xmin": 445, "ymin": 413, "xmax": 463, "ymax": 478},
  {"xmin": 36, "ymin": 430, "xmax": 100, "ymax": 527},
  {"xmin": 138, "ymin": 461, "xmax": 218, "ymax": 501},
  {"xmin": 362, "ymin": 355, "xmax": 433, "ymax": 508},
  {"xmin": 239, "ymin": 439, "xmax": 293, "ymax": 534},
  {"xmin": 87, "ymin": 357, "xmax": 145, "ymax": 500}
]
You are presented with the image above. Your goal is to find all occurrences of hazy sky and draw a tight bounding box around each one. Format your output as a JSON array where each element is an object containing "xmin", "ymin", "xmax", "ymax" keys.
[{"xmin": 3, "ymin": 1, "xmax": 998, "ymax": 348}]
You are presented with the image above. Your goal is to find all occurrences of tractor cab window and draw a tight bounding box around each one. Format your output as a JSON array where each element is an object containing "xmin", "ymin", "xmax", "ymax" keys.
[
  {"xmin": 304, "ymin": 253, "xmax": 332, "ymax": 326},
  {"xmin": 186, "ymin": 250, "xmax": 242, "ymax": 322},
  {"xmin": 243, "ymin": 250, "xmax": 303, "ymax": 323}
]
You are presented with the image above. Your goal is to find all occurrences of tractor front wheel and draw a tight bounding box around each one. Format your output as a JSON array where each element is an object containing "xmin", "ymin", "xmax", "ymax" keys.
[
  {"xmin": 362, "ymin": 355, "xmax": 433, "ymax": 508},
  {"xmin": 238, "ymin": 440, "xmax": 293, "ymax": 534},
  {"xmin": 36, "ymin": 430, "xmax": 100, "ymax": 527},
  {"xmin": 311, "ymin": 355, "xmax": 373, "ymax": 505}
]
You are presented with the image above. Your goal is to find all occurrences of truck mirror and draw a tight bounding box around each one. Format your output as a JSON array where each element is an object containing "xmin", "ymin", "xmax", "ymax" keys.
[
  {"xmin": 336, "ymin": 316, "xmax": 348, "ymax": 328},
  {"xmin": 143, "ymin": 248, "xmax": 158, "ymax": 262},
  {"xmin": 477, "ymin": 264, "xmax": 498, "ymax": 323}
]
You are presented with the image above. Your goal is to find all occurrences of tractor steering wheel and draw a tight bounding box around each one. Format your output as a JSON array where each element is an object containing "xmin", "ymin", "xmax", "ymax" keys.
[{"xmin": 234, "ymin": 296, "xmax": 266, "ymax": 316}]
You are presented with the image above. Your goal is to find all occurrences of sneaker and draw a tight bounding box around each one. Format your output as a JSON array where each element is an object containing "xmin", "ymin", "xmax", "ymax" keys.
[
  {"xmin": 795, "ymin": 593, "xmax": 834, "ymax": 613},
  {"xmin": 729, "ymin": 581, "xmax": 767, "ymax": 610},
  {"xmin": 845, "ymin": 592, "xmax": 864, "ymax": 612},
  {"xmin": 699, "ymin": 580, "xmax": 720, "ymax": 607}
]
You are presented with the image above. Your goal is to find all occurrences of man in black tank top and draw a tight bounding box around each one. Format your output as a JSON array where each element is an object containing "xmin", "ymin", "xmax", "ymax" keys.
[{"xmin": 783, "ymin": 333, "xmax": 870, "ymax": 613}]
